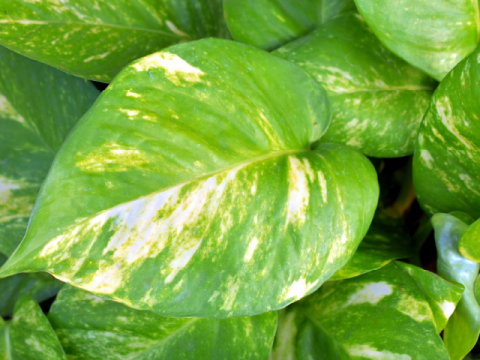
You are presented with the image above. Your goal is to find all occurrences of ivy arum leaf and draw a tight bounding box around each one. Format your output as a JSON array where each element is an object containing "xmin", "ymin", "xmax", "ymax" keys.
[
  {"xmin": 224, "ymin": 0, "xmax": 355, "ymax": 51},
  {"xmin": 0, "ymin": 0, "xmax": 229, "ymax": 82},
  {"xmin": 0, "ymin": 296, "xmax": 67, "ymax": 360},
  {"xmin": 48, "ymin": 286, "xmax": 276, "ymax": 360},
  {"xmin": 353, "ymin": 0, "xmax": 480, "ymax": 81},
  {"xmin": 475, "ymin": 275, "xmax": 480, "ymax": 304},
  {"xmin": 0, "ymin": 253, "xmax": 62, "ymax": 316},
  {"xmin": 433, "ymin": 213, "xmax": 480, "ymax": 360},
  {"xmin": 0, "ymin": 46, "xmax": 99, "ymax": 257},
  {"xmin": 270, "ymin": 262, "xmax": 454, "ymax": 360},
  {"xmin": 329, "ymin": 209, "xmax": 413, "ymax": 281},
  {"xmin": 274, "ymin": 13, "xmax": 436, "ymax": 158},
  {"xmin": 460, "ymin": 218, "xmax": 480, "ymax": 262},
  {"xmin": 413, "ymin": 45, "xmax": 480, "ymax": 218},
  {"xmin": 0, "ymin": 39, "xmax": 379, "ymax": 318}
]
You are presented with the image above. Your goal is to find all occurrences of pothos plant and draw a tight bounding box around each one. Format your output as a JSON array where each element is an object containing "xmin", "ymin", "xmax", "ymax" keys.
[{"xmin": 0, "ymin": 0, "xmax": 480, "ymax": 359}]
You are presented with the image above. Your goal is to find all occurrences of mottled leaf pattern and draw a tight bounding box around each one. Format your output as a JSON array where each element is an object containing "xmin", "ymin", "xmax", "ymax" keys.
[
  {"xmin": 414, "ymin": 45, "xmax": 480, "ymax": 218},
  {"xmin": 0, "ymin": 296, "xmax": 67, "ymax": 360},
  {"xmin": 0, "ymin": 0, "xmax": 230, "ymax": 82},
  {"xmin": 0, "ymin": 39, "xmax": 379, "ymax": 318},
  {"xmin": 224, "ymin": 0, "xmax": 355, "ymax": 51},
  {"xmin": 49, "ymin": 286, "xmax": 276, "ymax": 360},
  {"xmin": 433, "ymin": 213, "xmax": 480, "ymax": 360},
  {"xmin": 354, "ymin": 0, "xmax": 480, "ymax": 80},
  {"xmin": 270, "ymin": 262, "xmax": 454, "ymax": 360},
  {"xmin": 330, "ymin": 209, "xmax": 413, "ymax": 281},
  {"xmin": 460, "ymin": 218, "xmax": 480, "ymax": 262}
]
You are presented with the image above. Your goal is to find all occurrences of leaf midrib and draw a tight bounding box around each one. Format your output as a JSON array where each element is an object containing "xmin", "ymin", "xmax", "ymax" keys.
[
  {"xmin": 4, "ymin": 323, "xmax": 12, "ymax": 360},
  {"xmin": 329, "ymin": 85, "xmax": 435, "ymax": 96}
]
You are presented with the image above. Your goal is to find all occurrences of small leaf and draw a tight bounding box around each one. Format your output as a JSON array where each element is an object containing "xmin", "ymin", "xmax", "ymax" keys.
[
  {"xmin": 354, "ymin": 0, "xmax": 480, "ymax": 80},
  {"xmin": 49, "ymin": 286, "xmax": 277, "ymax": 360},
  {"xmin": 433, "ymin": 213, "xmax": 480, "ymax": 360},
  {"xmin": 274, "ymin": 13, "xmax": 436, "ymax": 157},
  {"xmin": 0, "ymin": 39, "xmax": 379, "ymax": 318},
  {"xmin": 0, "ymin": 0, "xmax": 229, "ymax": 82},
  {"xmin": 460, "ymin": 218, "xmax": 480, "ymax": 262},
  {"xmin": 413, "ymin": 45, "xmax": 480, "ymax": 218},
  {"xmin": 0, "ymin": 296, "xmax": 67, "ymax": 360},
  {"xmin": 224, "ymin": 0, "xmax": 355, "ymax": 51},
  {"xmin": 270, "ymin": 262, "xmax": 453, "ymax": 360}
]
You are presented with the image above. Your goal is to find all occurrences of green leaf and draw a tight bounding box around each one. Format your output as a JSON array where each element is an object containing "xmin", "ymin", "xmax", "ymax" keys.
[
  {"xmin": 224, "ymin": 0, "xmax": 355, "ymax": 51},
  {"xmin": 460, "ymin": 218, "xmax": 480, "ymax": 262},
  {"xmin": 0, "ymin": 0, "xmax": 229, "ymax": 82},
  {"xmin": 0, "ymin": 46, "xmax": 99, "ymax": 256},
  {"xmin": 0, "ymin": 39, "xmax": 379, "ymax": 318},
  {"xmin": 353, "ymin": 0, "xmax": 480, "ymax": 81},
  {"xmin": 0, "ymin": 296, "xmax": 67, "ymax": 360},
  {"xmin": 270, "ymin": 262, "xmax": 453, "ymax": 360},
  {"xmin": 433, "ymin": 213, "xmax": 480, "ymax": 360},
  {"xmin": 329, "ymin": 209, "xmax": 413, "ymax": 281},
  {"xmin": 475, "ymin": 274, "xmax": 480, "ymax": 304},
  {"xmin": 413, "ymin": 45, "xmax": 480, "ymax": 218},
  {"xmin": 49, "ymin": 286, "xmax": 276, "ymax": 360},
  {"xmin": 274, "ymin": 13, "xmax": 436, "ymax": 157}
]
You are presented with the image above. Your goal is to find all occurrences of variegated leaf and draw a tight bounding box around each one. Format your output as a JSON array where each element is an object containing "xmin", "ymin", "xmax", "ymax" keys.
[
  {"xmin": 354, "ymin": 0, "xmax": 480, "ymax": 80},
  {"xmin": 460, "ymin": 218, "xmax": 480, "ymax": 262},
  {"xmin": 433, "ymin": 213, "xmax": 480, "ymax": 360},
  {"xmin": 330, "ymin": 209, "xmax": 413, "ymax": 281},
  {"xmin": 0, "ymin": 296, "xmax": 67, "ymax": 360},
  {"xmin": 224, "ymin": 0, "xmax": 355, "ymax": 51},
  {"xmin": 270, "ymin": 262, "xmax": 456, "ymax": 360},
  {"xmin": 413, "ymin": 45, "xmax": 480, "ymax": 218},
  {"xmin": 49, "ymin": 286, "xmax": 276, "ymax": 359},
  {"xmin": 0, "ymin": 0, "xmax": 229, "ymax": 82},
  {"xmin": 274, "ymin": 13, "xmax": 436, "ymax": 157},
  {"xmin": 0, "ymin": 39, "xmax": 379, "ymax": 318}
]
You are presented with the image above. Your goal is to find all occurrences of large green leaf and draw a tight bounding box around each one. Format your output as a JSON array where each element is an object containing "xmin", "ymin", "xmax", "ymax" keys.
[
  {"xmin": 0, "ymin": 0, "xmax": 229, "ymax": 82},
  {"xmin": 0, "ymin": 45, "xmax": 99, "ymax": 257},
  {"xmin": 270, "ymin": 262, "xmax": 456, "ymax": 360},
  {"xmin": 460, "ymin": 218, "xmax": 480, "ymax": 262},
  {"xmin": 0, "ymin": 39, "xmax": 379, "ymax": 318},
  {"xmin": 330, "ymin": 209, "xmax": 413, "ymax": 281},
  {"xmin": 354, "ymin": 0, "xmax": 480, "ymax": 81},
  {"xmin": 0, "ymin": 296, "xmax": 67, "ymax": 360},
  {"xmin": 413, "ymin": 45, "xmax": 480, "ymax": 218},
  {"xmin": 274, "ymin": 13, "xmax": 436, "ymax": 157},
  {"xmin": 224, "ymin": 0, "xmax": 355, "ymax": 51},
  {"xmin": 433, "ymin": 213, "xmax": 480, "ymax": 360},
  {"xmin": 49, "ymin": 286, "xmax": 276, "ymax": 359}
]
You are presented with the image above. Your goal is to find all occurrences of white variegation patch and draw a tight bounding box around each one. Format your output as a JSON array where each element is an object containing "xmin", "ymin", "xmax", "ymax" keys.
[
  {"xmin": 282, "ymin": 278, "xmax": 319, "ymax": 301},
  {"xmin": 347, "ymin": 345, "xmax": 411, "ymax": 360},
  {"xmin": 397, "ymin": 294, "xmax": 431, "ymax": 323},
  {"xmin": 285, "ymin": 157, "xmax": 311, "ymax": 227},
  {"xmin": 438, "ymin": 300, "xmax": 456, "ymax": 319},
  {"xmin": 0, "ymin": 94, "xmax": 25, "ymax": 124},
  {"xmin": 346, "ymin": 281, "xmax": 393, "ymax": 306}
]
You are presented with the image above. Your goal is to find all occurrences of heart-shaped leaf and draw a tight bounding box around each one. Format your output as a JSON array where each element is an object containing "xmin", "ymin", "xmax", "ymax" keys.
[
  {"xmin": 0, "ymin": 296, "xmax": 67, "ymax": 360},
  {"xmin": 433, "ymin": 213, "xmax": 480, "ymax": 360},
  {"xmin": 49, "ymin": 286, "xmax": 276, "ymax": 360},
  {"xmin": 224, "ymin": 0, "xmax": 356, "ymax": 51},
  {"xmin": 270, "ymin": 262, "xmax": 457, "ymax": 360},
  {"xmin": 0, "ymin": 0, "xmax": 229, "ymax": 82},
  {"xmin": 414, "ymin": 45, "xmax": 480, "ymax": 218},
  {"xmin": 0, "ymin": 39, "xmax": 379, "ymax": 318},
  {"xmin": 354, "ymin": 0, "xmax": 480, "ymax": 80},
  {"xmin": 274, "ymin": 13, "xmax": 436, "ymax": 157}
]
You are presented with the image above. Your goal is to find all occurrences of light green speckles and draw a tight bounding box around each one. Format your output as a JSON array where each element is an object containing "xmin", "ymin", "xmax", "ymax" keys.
[
  {"xmin": 0, "ymin": 94, "xmax": 24, "ymax": 124},
  {"xmin": 347, "ymin": 345, "xmax": 412, "ymax": 360},
  {"xmin": 316, "ymin": 170, "xmax": 328, "ymax": 203},
  {"xmin": 346, "ymin": 281, "xmax": 393, "ymax": 305},
  {"xmin": 125, "ymin": 90, "xmax": 141, "ymax": 98},
  {"xmin": 220, "ymin": 276, "xmax": 241, "ymax": 311},
  {"xmin": 243, "ymin": 237, "xmax": 259, "ymax": 262},
  {"xmin": 398, "ymin": 293, "xmax": 432, "ymax": 322}
]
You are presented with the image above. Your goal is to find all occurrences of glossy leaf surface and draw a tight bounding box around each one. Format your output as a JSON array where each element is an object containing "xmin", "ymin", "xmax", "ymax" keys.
[
  {"xmin": 413, "ymin": 45, "xmax": 480, "ymax": 218},
  {"xmin": 224, "ymin": 0, "xmax": 355, "ymax": 51},
  {"xmin": 275, "ymin": 13, "xmax": 436, "ymax": 157},
  {"xmin": 354, "ymin": 0, "xmax": 480, "ymax": 80},
  {"xmin": 433, "ymin": 213, "xmax": 480, "ymax": 360},
  {"xmin": 460, "ymin": 218, "xmax": 480, "ymax": 262},
  {"xmin": 0, "ymin": 39, "xmax": 379, "ymax": 318},
  {"xmin": 270, "ymin": 262, "xmax": 455, "ymax": 360},
  {"xmin": 330, "ymin": 209, "xmax": 413, "ymax": 281},
  {"xmin": 0, "ymin": 0, "xmax": 229, "ymax": 82},
  {"xmin": 0, "ymin": 296, "xmax": 67, "ymax": 360},
  {"xmin": 49, "ymin": 286, "xmax": 276, "ymax": 360}
]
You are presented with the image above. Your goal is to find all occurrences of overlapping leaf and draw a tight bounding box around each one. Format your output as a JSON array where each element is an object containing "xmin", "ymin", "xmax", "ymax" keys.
[
  {"xmin": 224, "ymin": 0, "xmax": 355, "ymax": 51},
  {"xmin": 48, "ymin": 286, "xmax": 276, "ymax": 359},
  {"xmin": 0, "ymin": 296, "xmax": 67, "ymax": 360},
  {"xmin": 460, "ymin": 218, "xmax": 480, "ymax": 262},
  {"xmin": 274, "ymin": 13, "xmax": 436, "ymax": 157},
  {"xmin": 0, "ymin": 39, "xmax": 379, "ymax": 318},
  {"xmin": 413, "ymin": 45, "xmax": 480, "ymax": 218},
  {"xmin": 270, "ymin": 262, "xmax": 459, "ymax": 360},
  {"xmin": 0, "ymin": 0, "xmax": 229, "ymax": 82},
  {"xmin": 434, "ymin": 213, "xmax": 480, "ymax": 360},
  {"xmin": 354, "ymin": 0, "xmax": 480, "ymax": 80}
]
